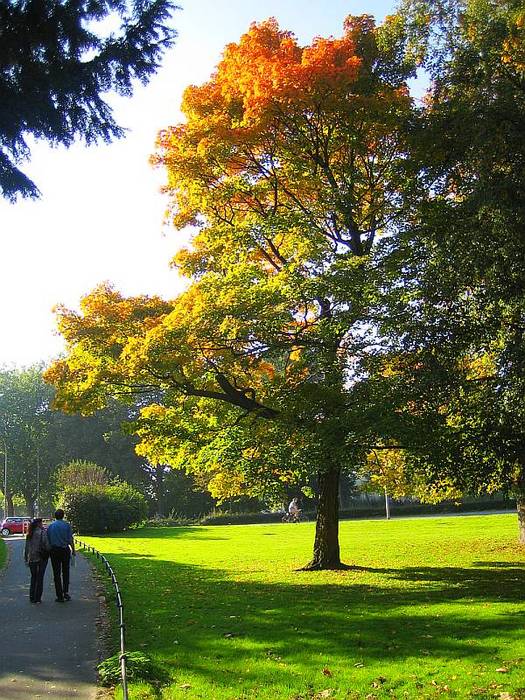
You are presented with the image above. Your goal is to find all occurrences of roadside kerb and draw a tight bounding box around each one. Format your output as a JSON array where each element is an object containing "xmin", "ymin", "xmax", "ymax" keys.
[{"xmin": 75, "ymin": 537, "xmax": 128, "ymax": 700}]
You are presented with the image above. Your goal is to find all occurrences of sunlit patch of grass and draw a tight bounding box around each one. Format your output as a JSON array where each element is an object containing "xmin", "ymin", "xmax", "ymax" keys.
[
  {"xmin": 0, "ymin": 537, "xmax": 6, "ymax": 569},
  {"xmin": 84, "ymin": 514, "xmax": 525, "ymax": 699}
]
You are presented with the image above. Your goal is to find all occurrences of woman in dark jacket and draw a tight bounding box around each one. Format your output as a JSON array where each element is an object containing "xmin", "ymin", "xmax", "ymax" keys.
[{"xmin": 24, "ymin": 518, "xmax": 50, "ymax": 603}]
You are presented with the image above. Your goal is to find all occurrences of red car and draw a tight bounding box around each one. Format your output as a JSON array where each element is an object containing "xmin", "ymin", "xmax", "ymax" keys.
[{"xmin": 1, "ymin": 516, "xmax": 31, "ymax": 536}]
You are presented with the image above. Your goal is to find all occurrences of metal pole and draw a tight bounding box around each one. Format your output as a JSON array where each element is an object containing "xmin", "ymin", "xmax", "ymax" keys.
[
  {"xmin": 76, "ymin": 538, "xmax": 128, "ymax": 700},
  {"xmin": 384, "ymin": 486, "xmax": 390, "ymax": 520},
  {"xmin": 120, "ymin": 612, "xmax": 128, "ymax": 700}
]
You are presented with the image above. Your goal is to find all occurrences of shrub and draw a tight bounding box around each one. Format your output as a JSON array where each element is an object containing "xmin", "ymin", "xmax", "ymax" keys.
[
  {"xmin": 200, "ymin": 510, "xmax": 289, "ymax": 525},
  {"xmin": 98, "ymin": 651, "xmax": 168, "ymax": 686},
  {"xmin": 145, "ymin": 514, "xmax": 197, "ymax": 527},
  {"xmin": 60, "ymin": 482, "xmax": 147, "ymax": 533},
  {"xmin": 54, "ymin": 460, "xmax": 109, "ymax": 492}
]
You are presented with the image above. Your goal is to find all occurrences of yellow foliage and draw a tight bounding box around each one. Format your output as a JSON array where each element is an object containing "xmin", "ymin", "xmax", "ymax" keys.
[
  {"xmin": 207, "ymin": 470, "xmax": 246, "ymax": 502},
  {"xmin": 365, "ymin": 448, "xmax": 410, "ymax": 499}
]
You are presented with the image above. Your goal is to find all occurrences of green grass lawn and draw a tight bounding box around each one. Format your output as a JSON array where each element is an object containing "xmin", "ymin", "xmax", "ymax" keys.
[
  {"xmin": 0, "ymin": 537, "xmax": 6, "ymax": 569},
  {"xmin": 83, "ymin": 514, "xmax": 525, "ymax": 700}
]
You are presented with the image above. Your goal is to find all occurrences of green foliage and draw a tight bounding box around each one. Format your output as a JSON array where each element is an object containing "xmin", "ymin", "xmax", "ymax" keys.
[
  {"xmin": 98, "ymin": 651, "xmax": 166, "ymax": 687},
  {"xmin": 145, "ymin": 515, "xmax": 196, "ymax": 527},
  {"xmin": 160, "ymin": 468, "xmax": 216, "ymax": 518},
  {"xmin": 60, "ymin": 482, "xmax": 147, "ymax": 533},
  {"xmin": 199, "ymin": 510, "xmax": 286, "ymax": 525},
  {"xmin": 0, "ymin": 365, "xmax": 55, "ymax": 515},
  {"xmin": 0, "ymin": 366, "xmax": 162, "ymax": 517},
  {"xmin": 362, "ymin": 0, "xmax": 525, "ymax": 510},
  {"xmin": 0, "ymin": 538, "xmax": 6, "ymax": 570}
]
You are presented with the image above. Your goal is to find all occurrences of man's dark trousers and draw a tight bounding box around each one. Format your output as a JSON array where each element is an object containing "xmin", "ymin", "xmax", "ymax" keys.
[{"xmin": 50, "ymin": 546, "xmax": 70, "ymax": 600}]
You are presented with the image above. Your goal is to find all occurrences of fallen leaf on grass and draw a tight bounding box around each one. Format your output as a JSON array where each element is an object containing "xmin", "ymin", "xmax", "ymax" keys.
[
  {"xmin": 179, "ymin": 683, "xmax": 191, "ymax": 690},
  {"xmin": 314, "ymin": 691, "xmax": 333, "ymax": 699},
  {"xmin": 371, "ymin": 677, "xmax": 387, "ymax": 689},
  {"xmin": 496, "ymin": 668, "xmax": 509, "ymax": 673},
  {"xmin": 322, "ymin": 668, "xmax": 333, "ymax": 677},
  {"xmin": 499, "ymin": 693, "xmax": 514, "ymax": 700}
]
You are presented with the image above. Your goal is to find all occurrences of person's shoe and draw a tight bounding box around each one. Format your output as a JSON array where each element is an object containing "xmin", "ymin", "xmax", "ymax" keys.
[
  {"xmin": 55, "ymin": 597, "xmax": 65, "ymax": 602},
  {"xmin": 64, "ymin": 593, "xmax": 71, "ymax": 601}
]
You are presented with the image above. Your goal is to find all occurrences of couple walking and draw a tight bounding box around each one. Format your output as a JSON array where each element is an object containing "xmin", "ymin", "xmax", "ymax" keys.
[{"xmin": 24, "ymin": 509, "xmax": 76, "ymax": 604}]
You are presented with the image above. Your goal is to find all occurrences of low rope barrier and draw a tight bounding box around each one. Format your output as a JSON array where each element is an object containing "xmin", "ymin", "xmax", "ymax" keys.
[{"xmin": 75, "ymin": 538, "xmax": 128, "ymax": 700}]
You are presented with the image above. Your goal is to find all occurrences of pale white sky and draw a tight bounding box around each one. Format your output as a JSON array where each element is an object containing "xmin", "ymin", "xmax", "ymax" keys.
[{"xmin": 0, "ymin": 0, "xmax": 395, "ymax": 367}]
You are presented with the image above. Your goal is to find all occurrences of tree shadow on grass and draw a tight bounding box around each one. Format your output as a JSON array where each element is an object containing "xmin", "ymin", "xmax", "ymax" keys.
[
  {"xmin": 102, "ymin": 552, "xmax": 525, "ymax": 695},
  {"xmin": 97, "ymin": 526, "xmax": 228, "ymax": 541},
  {"xmin": 473, "ymin": 561, "xmax": 525, "ymax": 568},
  {"xmin": 348, "ymin": 563, "xmax": 525, "ymax": 604}
]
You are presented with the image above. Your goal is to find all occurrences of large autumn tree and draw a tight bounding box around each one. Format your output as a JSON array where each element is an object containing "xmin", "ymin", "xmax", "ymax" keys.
[
  {"xmin": 0, "ymin": 0, "xmax": 177, "ymax": 200},
  {"xmin": 46, "ymin": 15, "xmax": 415, "ymax": 569}
]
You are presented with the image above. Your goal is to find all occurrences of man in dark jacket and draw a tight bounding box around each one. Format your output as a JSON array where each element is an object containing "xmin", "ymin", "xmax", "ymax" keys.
[{"xmin": 47, "ymin": 509, "xmax": 75, "ymax": 602}]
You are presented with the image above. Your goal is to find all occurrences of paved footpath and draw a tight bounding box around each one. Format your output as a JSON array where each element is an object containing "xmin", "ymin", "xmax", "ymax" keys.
[{"xmin": 0, "ymin": 536, "xmax": 99, "ymax": 700}]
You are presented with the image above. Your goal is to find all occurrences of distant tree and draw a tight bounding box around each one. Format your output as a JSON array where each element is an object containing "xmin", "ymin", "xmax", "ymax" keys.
[
  {"xmin": 54, "ymin": 459, "xmax": 109, "ymax": 492},
  {"xmin": 162, "ymin": 468, "xmax": 215, "ymax": 518},
  {"xmin": 0, "ymin": 366, "xmax": 160, "ymax": 515},
  {"xmin": 0, "ymin": 365, "xmax": 54, "ymax": 516},
  {"xmin": 46, "ymin": 400, "xmax": 149, "ymax": 488},
  {"xmin": 0, "ymin": 0, "xmax": 177, "ymax": 200}
]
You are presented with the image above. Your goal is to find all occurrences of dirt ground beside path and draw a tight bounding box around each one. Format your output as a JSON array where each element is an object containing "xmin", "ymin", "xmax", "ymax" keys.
[{"xmin": 0, "ymin": 536, "xmax": 99, "ymax": 700}]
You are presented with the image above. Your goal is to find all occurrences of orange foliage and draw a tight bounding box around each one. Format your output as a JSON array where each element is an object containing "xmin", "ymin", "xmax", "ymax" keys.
[
  {"xmin": 153, "ymin": 13, "xmax": 412, "ymax": 263},
  {"xmin": 210, "ymin": 18, "xmax": 362, "ymax": 119}
]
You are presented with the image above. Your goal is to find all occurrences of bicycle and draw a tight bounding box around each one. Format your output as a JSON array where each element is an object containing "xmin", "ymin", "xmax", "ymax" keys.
[{"xmin": 281, "ymin": 510, "xmax": 307, "ymax": 523}]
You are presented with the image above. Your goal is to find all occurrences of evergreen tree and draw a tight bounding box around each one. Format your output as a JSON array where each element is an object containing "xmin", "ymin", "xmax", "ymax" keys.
[{"xmin": 0, "ymin": 0, "xmax": 177, "ymax": 200}]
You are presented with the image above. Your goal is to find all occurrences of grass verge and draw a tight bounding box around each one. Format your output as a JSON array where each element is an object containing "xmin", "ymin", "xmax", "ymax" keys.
[
  {"xmin": 0, "ymin": 537, "xmax": 6, "ymax": 569},
  {"xmin": 83, "ymin": 514, "xmax": 525, "ymax": 699}
]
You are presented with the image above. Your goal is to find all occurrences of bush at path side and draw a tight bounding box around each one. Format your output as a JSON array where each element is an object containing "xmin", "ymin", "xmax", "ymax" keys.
[{"xmin": 60, "ymin": 482, "xmax": 147, "ymax": 533}]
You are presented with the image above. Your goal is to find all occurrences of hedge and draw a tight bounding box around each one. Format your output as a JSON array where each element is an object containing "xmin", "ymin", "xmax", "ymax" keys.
[{"xmin": 60, "ymin": 482, "xmax": 148, "ymax": 533}]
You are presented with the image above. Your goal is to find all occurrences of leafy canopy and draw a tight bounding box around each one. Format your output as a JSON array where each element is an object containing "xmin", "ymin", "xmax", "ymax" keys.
[{"xmin": 46, "ymin": 15, "xmax": 415, "ymax": 502}]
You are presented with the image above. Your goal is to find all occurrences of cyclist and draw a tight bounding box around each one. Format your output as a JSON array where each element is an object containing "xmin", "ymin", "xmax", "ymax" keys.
[{"xmin": 287, "ymin": 497, "xmax": 301, "ymax": 522}]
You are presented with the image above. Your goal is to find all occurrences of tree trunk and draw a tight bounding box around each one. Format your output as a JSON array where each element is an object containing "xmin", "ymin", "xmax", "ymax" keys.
[
  {"xmin": 302, "ymin": 466, "xmax": 349, "ymax": 570},
  {"xmin": 24, "ymin": 493, "xmax": 35, "ymax": 518},
  {"xmin": 6, "ymin": 491, "xmax": 14, "ymax": 517},
  {"xmin": 518, "ymin": 495, "xmax": 525, "ymax": 545},
  {"xmin": 155, "ymin": 466, "xmax": 166, "ymax": 517}
]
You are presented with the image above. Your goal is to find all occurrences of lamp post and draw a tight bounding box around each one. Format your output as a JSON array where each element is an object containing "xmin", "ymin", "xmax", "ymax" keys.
[
  {"xmin": 36, "ymin": 450, "xmax": 40, "ymax": 517},
  {"xmin": 2, "ymin": 433, "xmax": 7, "ymax": 520},
  {"xmin": 0, "ymin": 397, "xmax": 6, "ymax": 519}
]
